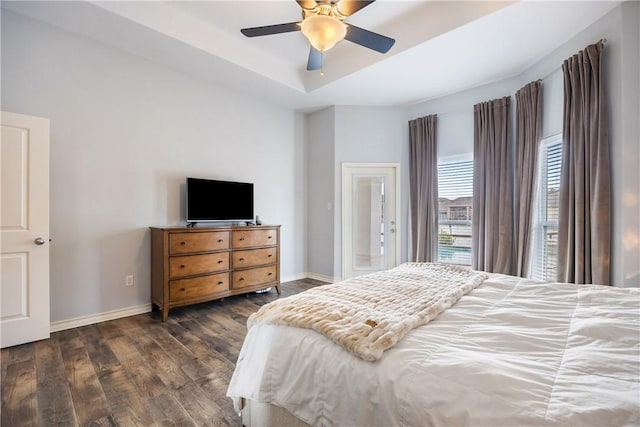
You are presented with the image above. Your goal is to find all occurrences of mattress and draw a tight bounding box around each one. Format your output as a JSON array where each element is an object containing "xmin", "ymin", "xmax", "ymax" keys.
[{"xmin": 227, "ymin": 267, "xmax": 640, "ymax": 427}]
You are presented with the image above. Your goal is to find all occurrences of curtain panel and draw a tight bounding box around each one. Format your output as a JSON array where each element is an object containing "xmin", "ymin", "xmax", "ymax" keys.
[
  {"xmin": 472, "ymin": 96, "xmax": 514, "ymax": 274},
  {"xmin": 514, "ymin": 81, "xmax": 542, "ymax": 277},
  {"xmin": 409, "ymin": 115, "xmax": 438, "ymax": 262},
  {"xmin": 558, "ymin": 41, "xmax": 611, "ymax": 285}
]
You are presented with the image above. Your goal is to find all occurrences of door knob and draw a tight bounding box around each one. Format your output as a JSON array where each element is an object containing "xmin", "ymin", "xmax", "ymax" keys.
[{"xmin": 34, "ymin": 237, "xmax": 46, "ymax": 245}]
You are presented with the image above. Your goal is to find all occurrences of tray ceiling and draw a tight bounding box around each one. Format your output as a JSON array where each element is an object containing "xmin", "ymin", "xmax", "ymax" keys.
[{"xmin": 2, "ymin": 1, "xmax": 620, "ymax": 111}]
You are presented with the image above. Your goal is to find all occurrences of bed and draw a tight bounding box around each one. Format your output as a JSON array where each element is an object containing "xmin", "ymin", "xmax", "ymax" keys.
[{"xmin": 227, "ymin": 263, "xmax": 640, "ymax": 427}]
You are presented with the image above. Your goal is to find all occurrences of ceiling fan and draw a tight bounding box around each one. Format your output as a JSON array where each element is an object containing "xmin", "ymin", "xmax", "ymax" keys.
[{"xmin": 240, "ymin": 0, "xmax": 395, "ymax": 71}]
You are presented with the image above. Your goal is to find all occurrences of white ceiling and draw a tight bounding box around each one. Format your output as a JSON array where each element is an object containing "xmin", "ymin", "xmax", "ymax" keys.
[{"xmin": 3, "ymin": 0, "xmax": 620, "ymax": 111}]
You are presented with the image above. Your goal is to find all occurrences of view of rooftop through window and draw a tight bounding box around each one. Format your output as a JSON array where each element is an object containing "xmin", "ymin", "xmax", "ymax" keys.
[{"xmin": 438, "ymin": 159, "xmax": 473, "ymax": 265}]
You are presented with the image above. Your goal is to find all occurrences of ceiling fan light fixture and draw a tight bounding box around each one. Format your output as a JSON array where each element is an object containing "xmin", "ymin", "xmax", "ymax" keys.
[{"xmin": 300, "ymin": 14, "xmax": 346, "ymax": 52}]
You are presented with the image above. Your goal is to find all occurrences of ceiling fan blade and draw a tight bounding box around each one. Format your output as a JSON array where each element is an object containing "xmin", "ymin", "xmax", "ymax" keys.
[
  {"xmin": 344, "ymin": 24, "xmax": 395, "ymax": 53},
  {"xmin": 241, "ymin": 22, "xmax": 301, "ymax": 37},
  {"xmin": 307, "ymin": 46, "xmax": 323, "ymax": 71},
  {"xmin": 296, "ymin": 0, "xmax": 318, "ymax": 10},
  {"xmin": 336, "ymin": 1, "xmax": 375, "ymax": 17}
]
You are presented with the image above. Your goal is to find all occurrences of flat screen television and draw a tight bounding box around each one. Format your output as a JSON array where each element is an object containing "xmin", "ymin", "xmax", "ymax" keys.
[{"xmin": 186, "ymin": 177, "xmax": 254, "ymax": 223}]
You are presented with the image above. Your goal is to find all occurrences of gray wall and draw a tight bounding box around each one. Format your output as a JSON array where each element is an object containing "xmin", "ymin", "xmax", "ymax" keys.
[
  {"xmin": 306, "ymin": 106, "xmax": 408, "ymax": 281},
  {"xmin": 619, "ymin": 1, "xmax": 640, "ymax": 286},
  {"xmin": 305, "ymin": 2, "xmax": 639, "ymax": 286},
  {"xmin": 408, "ymin": 77, "xmax": 521, "ymax": 159},
  {"xmin": 407, "ymin": 2, "xmax": 639, "ymax": 287},
  {"xmin": 1, "ymin": 11, "xmax": 308, "ymax": 322},
  {"xmin": 2, "ymin": 2, "xmax": 637, "ymax": 325},
  {"xmin": 306, "ymin": 107, "xmax": 335, "ymax": 280},
  {"xmin": 333, "ymin": 106, "xmax": 408, "ymax": 279},
  {"xmin": 519, "ymin": 1, "xmax": 639, "ymax": 286}
]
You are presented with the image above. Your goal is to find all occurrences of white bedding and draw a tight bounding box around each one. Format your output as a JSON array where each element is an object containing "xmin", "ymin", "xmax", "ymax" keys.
[
  {"xmin": 227, "ymin": 269, "xmax": 640, "ymax": 427},
  {"xmin": 247, "ymin": 263, "xmax": 488, "ymax": 361}
]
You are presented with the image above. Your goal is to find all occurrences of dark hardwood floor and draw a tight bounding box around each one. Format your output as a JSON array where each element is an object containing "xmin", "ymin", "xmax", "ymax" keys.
[{"xmin": 1, "ymin": 279, "xmax": 322, "ymax": 427}]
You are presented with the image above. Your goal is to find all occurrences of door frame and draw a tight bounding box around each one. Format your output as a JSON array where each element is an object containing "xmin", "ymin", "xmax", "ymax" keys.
[
  {"xmin": 1, "ymin": 111, "xmax": 50, "ymax": 348},
  {"xmin": 341, "ymin": 162, "xmax": 401, "ymax": 279}
]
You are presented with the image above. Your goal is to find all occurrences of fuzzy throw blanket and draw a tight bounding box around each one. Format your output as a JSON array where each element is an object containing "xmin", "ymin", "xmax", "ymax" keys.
[{"xmin": 247, "ymin": 263, "xmax": 488, "ymax": 361}]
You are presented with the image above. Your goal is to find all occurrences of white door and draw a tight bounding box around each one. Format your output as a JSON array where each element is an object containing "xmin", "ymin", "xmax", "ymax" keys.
[
  {"xmin": 1, "ymin": 111, "xmax": 50, "ymax": 348},
  {"xmin": 342, "ymin": 163, "xmax": 399, "ymax": 279}
]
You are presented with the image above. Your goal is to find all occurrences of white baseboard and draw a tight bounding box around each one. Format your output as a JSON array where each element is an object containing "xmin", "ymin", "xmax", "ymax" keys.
[
  {"xmin": 280, "ymin": 273, "xmax": 308, "ymax": 283},
  {"xmin": 50, "ymin": 303, "xmax": 153, "ymax": 333},
  {"xmin": 282, "ymin": 273, "xmax": 335, "ymax": 283},
  {"xmin": 50, "ymin": 273, "xmax": 336, "ymax": 332},
  {"xmin": 305, "ymin": 272, "xmax": 336, "ymax": 283}
]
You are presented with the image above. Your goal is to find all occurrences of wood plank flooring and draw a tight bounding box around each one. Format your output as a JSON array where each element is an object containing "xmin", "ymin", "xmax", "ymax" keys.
[{"xmin": 1, "ymin": 279, "xmax": 322, "ymax": 427}]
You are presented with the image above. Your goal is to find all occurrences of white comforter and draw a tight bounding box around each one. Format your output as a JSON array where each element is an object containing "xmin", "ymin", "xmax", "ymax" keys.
[{"xmin": 227, "ymin": 272, "xmax": 640, "ymax": 427}]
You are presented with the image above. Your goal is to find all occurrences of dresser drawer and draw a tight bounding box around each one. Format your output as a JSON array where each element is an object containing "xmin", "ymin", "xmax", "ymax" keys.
[
  {"xmin": 232, "ymin": 229, "xmax": 277, "ymax": 248},
  {"xmin": 232, "ymin": 265, "xmax": 277, "ymax": 289},
  {"xmin": 232, "ymin": 247, "xmax": 277, "ymax": 269},
  {"xmin": 170, "ymin": 273, "xmax": 229, "ymax": 302},
  {"xmin": 170, "ymin": 231, "xmax": 229, "ymax": 254},
  {"xmin": 151, "ymin": 225, "xmax": 280, "ymax": 321},
  {"xmin": 169, "ymin": 252, "xmax": 229, "ymax": 279}
]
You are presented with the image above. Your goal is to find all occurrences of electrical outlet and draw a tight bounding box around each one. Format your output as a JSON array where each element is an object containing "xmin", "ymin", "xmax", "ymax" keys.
[{"xmin": 125, "ymin": 275, "xmax": 134, "ymax": 287}]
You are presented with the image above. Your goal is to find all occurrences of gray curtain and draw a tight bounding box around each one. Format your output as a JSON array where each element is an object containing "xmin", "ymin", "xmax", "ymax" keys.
[
  {"xmin": 558, "ymin": 41, "xmax": 611, "ymax": 285},
  {"xmin": 409, "ymin": 115, "xmax": 438, "ymax": 262},
  {"xmin": 472, "ymin": 96, "xmax": 514, "ymax": 274},
  {"xmin": 514, "ymin": 81, "xmax": 542, "ymax": 277}
]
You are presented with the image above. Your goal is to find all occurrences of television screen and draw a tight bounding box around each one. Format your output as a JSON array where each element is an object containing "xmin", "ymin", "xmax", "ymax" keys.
[{"xmin": 186, "ymin": 178, "xmax": 254, "ymax": 222}]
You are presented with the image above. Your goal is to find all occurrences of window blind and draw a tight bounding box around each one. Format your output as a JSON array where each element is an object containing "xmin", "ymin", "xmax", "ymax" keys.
[
  {"xmin": 437, "ymin": 159, "xmax": 473, "ymax": 266},
  {"xmin": 532, "ymin": 139, "xmax": 562, "ymax": 281},
  {"xmin": 438, "ymin": 160, "xmax": 473, "ymax": 200}
]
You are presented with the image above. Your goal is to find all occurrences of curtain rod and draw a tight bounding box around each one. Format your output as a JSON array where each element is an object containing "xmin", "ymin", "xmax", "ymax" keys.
[
  {"xmin": 535, "ymin": 38, "xmax": 608, "ymax": 83},
  {"xmin": 412, "ymin": 38, "xmax": 608, "ymax": 118}
]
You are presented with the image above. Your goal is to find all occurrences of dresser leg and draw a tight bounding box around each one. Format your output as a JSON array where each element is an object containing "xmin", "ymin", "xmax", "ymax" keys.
[{"xmin": 162, "ymin": 308, "xmax": 169, "ymax": 322}]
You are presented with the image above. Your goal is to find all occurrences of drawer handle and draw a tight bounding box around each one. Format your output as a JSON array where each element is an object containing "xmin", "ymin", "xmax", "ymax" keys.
[
  {"xmin": 218, "ymin": 260, "xmax": 223, "ymax": 264},
  {"xmin": 239, "ymin": 237, "xmax": 245, "ymax": 241},
  {"xmin": 239, "ymin": 277, "xmax": 244, "ymax": 281},
  {"xmin": 268, "ymin": 236, "xmax": 273, "ymax": 239},
  {"xmin": 180, "ymin": 241, "xmax": 186, "ymax": 246},
  {"xmin": 268, "ymin": 254, "xmax": 273, "ymax": 258},
  {"xmin": 239, "ymin": 257, "xmax": 245, "ymax": 261},
  {"xmin": 218, "ymin": 239, "xmax": 224, "ymax": 243},
  {"xmin": 217, "ymin": 281, "xmax": 224, "ymax": 285},
  {"xmin": 180, "ymin": 287, "xmax": 186, "ymax": 291},
  {"xmin": 180, "ymin": 265, "xmax": 185, "ymax": 269},
  {"xmin": 268, "ymin": 272, "xmax": 273, "ymax": 276}
]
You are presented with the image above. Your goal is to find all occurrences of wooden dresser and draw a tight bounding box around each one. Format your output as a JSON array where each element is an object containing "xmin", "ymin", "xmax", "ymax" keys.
[{"xmin": 150, "ymin": 225, "xmax": 280, "ymax": 321}]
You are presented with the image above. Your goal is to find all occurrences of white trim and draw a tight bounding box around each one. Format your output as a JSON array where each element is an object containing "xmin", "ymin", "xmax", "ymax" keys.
[
  {"xmin": 341, "ymin": 162, "xmax": 400, "ymax": 169},
  {"xmin": 530, "ymin": 133, "xmax": 563, "ymax": 281},
  {"xmin": 49, "ymin": 274, "xmax": 335, "ymax": 332},
  {"xmin": 305, "ymin": 272, "xmax": 336, "ymax": 283},
  {"xmin": 50, "ymin": 303, "xmax": 152, "ymax": 332},
  {"xmin": 280, "ymin": 273, "xmax": 307, "ymax": 283},
  {"xmin": 341, "ymin": 163, "xmax": 401, "ymax": 279},
  {"xmin": 541, "ymin": 132, "xmax": 562, "ymax": 145}
]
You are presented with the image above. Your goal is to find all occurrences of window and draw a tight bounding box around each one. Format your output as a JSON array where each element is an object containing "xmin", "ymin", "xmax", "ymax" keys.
[
  {"xmin": 449, "ymin": 206, "xmax": 471, "ymax": 221},
  {"xmin": 438, "ymin": 159, "xmax": 473, "ymax": 265},
  {"xmin": 531, "ymin": 136, "xmax": 562, "ymax": 280}
]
